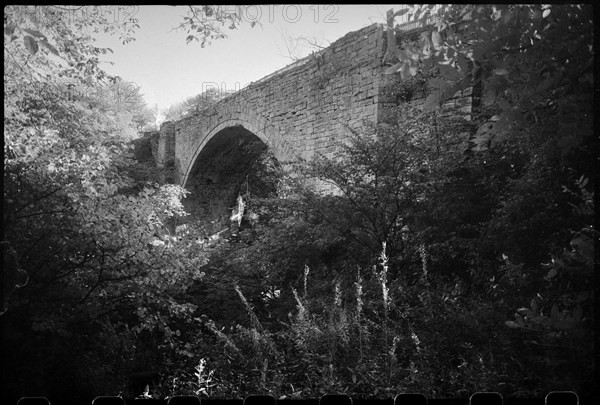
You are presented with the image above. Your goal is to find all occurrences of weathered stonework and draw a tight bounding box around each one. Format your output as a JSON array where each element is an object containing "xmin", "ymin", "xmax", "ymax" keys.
[
  {"xmin": 149, "ymin": 21, "xmax": 475, "ymax": 234},
  {"xmin": 154, "ymin": 23, "xmax": 388, "ymax": 184},
  {"xmin": 148, "ymin": 23, "xmax": 390, "ymax": 232}
]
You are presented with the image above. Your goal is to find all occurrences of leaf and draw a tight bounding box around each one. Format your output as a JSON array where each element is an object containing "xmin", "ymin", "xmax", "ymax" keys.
[
  {"xmin": 384, "ymin": 62, "xmax": 403, "ymax": 75},
  {"xmin": 23, "ymin": 36, "xmax": 38, "ymax": 55},
  {"xmin": 38, "ymin": 39, "xmax": 59, "ymax": 56},
  {"xmin": 408, "ymin": 63, "xmax": 418, "ymax": 76},
  {"xmin": 431, "ymin": 30, "xmax": 442, "ymax": 49},
  {"xmin": 400, "ymin": 62, "xmax": 414, "ymax": 80},
  {"xmin": 425, "ymin": 73, "xmax": 473, "ymax": 111},
  {"xmin": 23, "ymin": 28, "xmax": 47, "ymax": 40},
  {"xmin": 505, "ymin": 320, "xmax": 520, "ymax": 328},
  {"xmin": 438, "ymin": 64, "xmax": 461, "ymax": 81}
]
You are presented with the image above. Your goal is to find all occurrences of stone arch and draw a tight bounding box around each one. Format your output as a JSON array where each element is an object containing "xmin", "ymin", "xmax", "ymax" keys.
[
  {"xmin": 179, "ymin": 109, "xmax": 295, "ymax": 235},
  {"xmin": 181, "ymin": 112, "xmax": 295, "ymax": 188}
]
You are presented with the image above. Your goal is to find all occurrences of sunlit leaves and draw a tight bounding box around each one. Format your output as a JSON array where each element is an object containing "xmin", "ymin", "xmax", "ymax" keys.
[
  {"xmin": 5, "ymin": 6, "xmax": 124, "ymax": 86},
  {"xmin": 22, "ymin": 27, "xmax": 46, "ymax": 40},
  {"xmin": 542, "ymin": 8, "xmax": 551, "ymax": 19},
  {"xmin": 3, "ymin": 5, "xmax": 198, "ymax": 331}
]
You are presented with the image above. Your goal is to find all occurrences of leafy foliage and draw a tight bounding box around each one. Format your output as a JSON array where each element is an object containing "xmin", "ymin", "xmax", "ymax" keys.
[
  {"xmin": 3, "ymin": 6, "xmax": 202, "ymax": 402},
  {"xmin": 174, "ymin": 6, "xmax": 250, "ymax": 47},
  {"xmin": 3, "ymin": 4, "xmax": 596, "ymax": 403},
  {"xmin": 162, "ymin": 5, "xmax": 595, "ymax": 398},
  {"xmin": 162, "ymin": 87, "xmax": 231, "ymax": 123},
  {"xmin": 386, "ymin": 4, "xmax": 593, "ymax": 151}
]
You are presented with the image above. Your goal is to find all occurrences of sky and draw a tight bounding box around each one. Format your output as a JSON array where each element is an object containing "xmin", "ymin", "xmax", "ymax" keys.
[{"xmin": 92, "ymin": 5, "xmax": 404, "ymax": 111}]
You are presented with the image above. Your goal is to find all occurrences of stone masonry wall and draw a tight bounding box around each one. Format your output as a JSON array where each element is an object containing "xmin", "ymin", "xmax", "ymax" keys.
[
  {"xmin": 162, "ymin": 23, "xmax": 387, "ymax": 186},
  {"xmin": 150, "ymin": 21, "xmax": 477, "ymax": 236}
]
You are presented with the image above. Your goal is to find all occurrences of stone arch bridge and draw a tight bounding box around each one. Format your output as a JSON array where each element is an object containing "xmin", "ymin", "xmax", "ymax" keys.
[{"xmin": 145, "ymin": 22, "xmax": 474, "ymax": 236}]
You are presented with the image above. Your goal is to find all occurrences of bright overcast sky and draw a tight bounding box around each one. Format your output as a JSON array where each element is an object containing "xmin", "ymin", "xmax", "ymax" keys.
[{"xmin": 93, "ymin": 5, "xmax": 404, "ymax": 111}]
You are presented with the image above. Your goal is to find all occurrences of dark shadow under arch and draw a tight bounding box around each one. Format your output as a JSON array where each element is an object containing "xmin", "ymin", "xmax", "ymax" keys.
[{"xmin": 182, "ymin": 125, "xmax": 279, "ymax": 235}]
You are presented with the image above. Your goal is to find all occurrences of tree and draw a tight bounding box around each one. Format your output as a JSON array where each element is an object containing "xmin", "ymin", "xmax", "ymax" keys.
[
  {"xmin": 173, "ymin": 6, "xmax": 248, "ymax": 47},
  {"xmin": 380, "ymin": 5, "xmax": 596, "ymax": 395},
  {"xmin": 162, "ymin": 87, "xmax": 230, "ymax": 123},
  {"xmin": 3, "ymin": 6, "xmax": 258, "ymax": 401},
  {"xmin": 99, "ymin": 77, "xmax": 157, "ymax": 132},
  {"xmin": 3, "ymin": 6, "xmax": 205, "ymax": 401},
  {"xmin": 4, "ymin": 4, "xmax": 595, "ymax": 400},
  {"xmin": 386, "ymin": 5, "xmax": 593, "ymax": 148},
  {"xmin": 297, "ymin": 103, "xmax": 472, "ymax": 268}
]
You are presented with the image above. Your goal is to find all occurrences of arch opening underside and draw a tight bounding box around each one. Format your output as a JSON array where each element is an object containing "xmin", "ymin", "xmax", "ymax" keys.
[{"xmin": 182, "ymin": 125, "xmax": 280, "ymax": 236}]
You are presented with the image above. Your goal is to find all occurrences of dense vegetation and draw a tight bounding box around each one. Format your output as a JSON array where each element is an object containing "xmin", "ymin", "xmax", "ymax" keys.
[{"xmin": 3, "ymin": 5, "xmax": 596, "ymax": 403}]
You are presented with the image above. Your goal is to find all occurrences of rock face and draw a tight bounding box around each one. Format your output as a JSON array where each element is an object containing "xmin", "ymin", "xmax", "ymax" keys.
[{"xmin": 150, "ymin": 21, "xmax": 476, "ymax": 235}]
